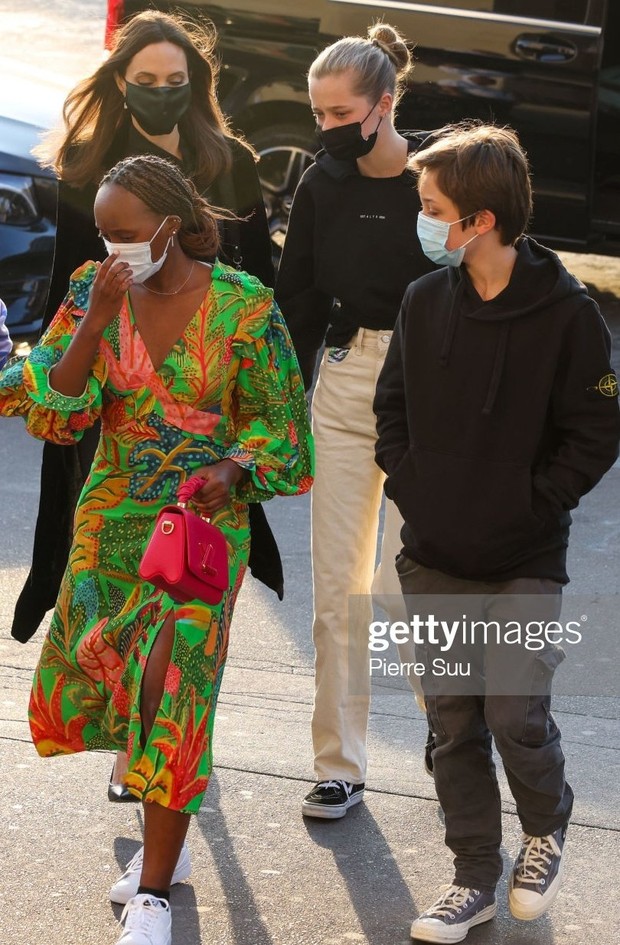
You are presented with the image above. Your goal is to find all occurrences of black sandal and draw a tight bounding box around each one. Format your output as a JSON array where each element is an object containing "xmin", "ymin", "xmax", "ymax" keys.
[{"xmin": 107, "ymin": 763, "xmax": 140, "ymax": 802}]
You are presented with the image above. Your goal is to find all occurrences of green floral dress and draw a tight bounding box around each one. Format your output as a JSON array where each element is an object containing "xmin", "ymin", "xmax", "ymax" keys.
[{"xmin": 0, "ymin": 261, "xmax": 313, "ymax": 813}]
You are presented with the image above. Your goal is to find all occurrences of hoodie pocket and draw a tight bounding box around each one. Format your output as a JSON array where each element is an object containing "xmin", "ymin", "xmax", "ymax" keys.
[{"xmin": 385, "ymin": 446, "xmax": 546, "ymax": 575}]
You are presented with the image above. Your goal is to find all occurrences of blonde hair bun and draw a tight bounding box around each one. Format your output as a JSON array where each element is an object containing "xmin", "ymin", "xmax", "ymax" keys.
[{"xmin": 368, "ymin": 22, "xmax": 411, "ymax": 76}]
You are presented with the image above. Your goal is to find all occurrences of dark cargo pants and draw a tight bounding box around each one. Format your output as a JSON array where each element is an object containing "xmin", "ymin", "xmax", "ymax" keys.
[{"xmin": 396, "ymin": 555, "xmax": 574, "ymax": 890}]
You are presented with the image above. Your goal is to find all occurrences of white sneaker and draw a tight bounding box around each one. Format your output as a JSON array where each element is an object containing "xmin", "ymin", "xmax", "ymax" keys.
[
  {"xmin": 116, "ymin": 895, "xmax": 171, "ymax": 945},
  {"xmin": 110, "ymin": 843, "xmax": 192, "ymax": 904}
]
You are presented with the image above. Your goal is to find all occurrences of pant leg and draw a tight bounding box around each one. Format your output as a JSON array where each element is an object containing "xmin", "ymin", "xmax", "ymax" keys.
[
  {"xmin": 483, "ymin": 578, "xmax": 574, "ymax": 835},
  {"xmin": 372, "ymin": 499, "xmax": 425, "ymax": 707},
  {"xmin": 311, "ymin": 332, "xmax": 387, "ymax": 784},
  {"xmin": 397, "ymin": 556, "xmax": 503, "ymax": 889}
]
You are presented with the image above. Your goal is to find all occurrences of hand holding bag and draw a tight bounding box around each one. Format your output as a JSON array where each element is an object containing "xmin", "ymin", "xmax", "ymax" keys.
[{"xmin": 139, "ymin": 475, "xmax": 229, "ymax": 605}]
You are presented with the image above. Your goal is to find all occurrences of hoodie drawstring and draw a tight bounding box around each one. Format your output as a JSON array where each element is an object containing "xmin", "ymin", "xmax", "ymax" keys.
[
  {"xmin": 482, "ymin": 321, "xmax": 511, "ymax": 415},
  {"xmin": 439, "ymin": 278, "xmax": 466, "ymax": 368}
]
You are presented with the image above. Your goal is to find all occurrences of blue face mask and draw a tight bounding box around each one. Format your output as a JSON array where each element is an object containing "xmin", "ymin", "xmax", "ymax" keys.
[{"xmin": 417, "ymin": 211, "xmax": 480, "ymax": 266}]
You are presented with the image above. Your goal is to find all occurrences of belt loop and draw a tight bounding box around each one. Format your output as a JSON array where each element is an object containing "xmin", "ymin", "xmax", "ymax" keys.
[{"xmin": 355, "ymin": 327, "xmax": 364, "ymax": 354}]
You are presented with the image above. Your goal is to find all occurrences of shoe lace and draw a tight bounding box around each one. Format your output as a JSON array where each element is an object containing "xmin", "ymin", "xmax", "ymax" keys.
[
  {"xmin": 121, "ymin": 847, "xmax": 144, "ymax": 875},
  {"xmin": 317, "ymin": 779, "xmax": 352, "ymax": 795},
  {"xmin": 515, "ymin": 833, "xmax": 562, "ymax": 886},
  {"xmin": 425, "ymin": 885, "xmax": 479, "ymax": 918},
  {"xmin": 120, "ymin": 896, "xmax": 168, "ymax": 933}
]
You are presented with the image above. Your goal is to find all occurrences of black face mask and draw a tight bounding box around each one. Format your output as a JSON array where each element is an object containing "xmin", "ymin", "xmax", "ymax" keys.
[
  {"xmin": 124, "ymin": 82, "xmax": 192, "ymax": 136},
  {"xmin": 316, "ymin": 101, "xmax": 383, "ymax": 162}
]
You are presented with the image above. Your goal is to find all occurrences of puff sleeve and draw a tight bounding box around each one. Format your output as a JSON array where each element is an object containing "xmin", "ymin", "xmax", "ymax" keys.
[
  {"xmin": 225, "ymin": 286, "xmax": 314, "ymax": 503},
  {"xmin": 0, "ymin": 263, "xmax": 107, "ymax": 444}
]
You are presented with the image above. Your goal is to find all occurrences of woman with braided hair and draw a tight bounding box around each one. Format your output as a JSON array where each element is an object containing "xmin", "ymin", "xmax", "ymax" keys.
[
  {"xmin": 275, "ymin": 23, "xmax": 437, "ymax": 819},
  {"xmin": 15, "ymin": 8, "xmax": 281, "ymax": 803},
  {"xmin": 0, "ymin": 153, "xmax": 312, "ymax": 945}
]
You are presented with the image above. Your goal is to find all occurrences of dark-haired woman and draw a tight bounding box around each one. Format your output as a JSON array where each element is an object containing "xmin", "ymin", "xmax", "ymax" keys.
[
  {"xmin": 15, "ymin": 10, "xmax": 280, "ymax": 798},
  {"xmin": 0, "ymin": 153, "xmax": 312, "ymax": 945},
  {"xmin": 40, "ymin": 9, "xmax": 273, "ymax": 304},
  {"xmin": 276, "ymin": 24, "xmax": 436, "ymax": 819}
]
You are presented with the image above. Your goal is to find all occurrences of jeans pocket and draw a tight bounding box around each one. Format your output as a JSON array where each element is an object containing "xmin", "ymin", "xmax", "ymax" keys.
[{"xmin": 326, "ymin": 346, "xmax": 351, "ymax": 364}]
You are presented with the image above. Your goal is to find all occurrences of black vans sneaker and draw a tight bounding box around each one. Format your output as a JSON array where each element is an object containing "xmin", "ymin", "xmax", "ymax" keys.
[
  {"xmin": 301, "ymin": 780, "xmax": 365, "ymax": 819},
  {"xmin": 509, "ymin": 824, "xmax": 567, "ymax": 920},
  {"xmin": 410, "ymin": 885, "xmax": 497, "ymax": 943}
]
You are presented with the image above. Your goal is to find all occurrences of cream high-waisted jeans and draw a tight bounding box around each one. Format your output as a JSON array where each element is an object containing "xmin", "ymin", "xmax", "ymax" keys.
[{"xmin": 310, "ymin": 327, "xmax": 421, "ymax": 784}]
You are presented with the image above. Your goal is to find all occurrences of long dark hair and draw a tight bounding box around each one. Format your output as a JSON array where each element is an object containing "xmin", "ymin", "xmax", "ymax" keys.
[
  {"xmin": 36, "ymin": 11, "xmax": 235, "ymax": 189},
  {"xmin": 100, "ymin": 154, "xmax": 221, "ymax": 259}
]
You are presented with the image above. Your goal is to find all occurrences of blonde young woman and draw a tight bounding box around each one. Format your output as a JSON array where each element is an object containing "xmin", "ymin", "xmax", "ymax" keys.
[{"xmin": 276, "ymin": 23, "xmax": 435, "ymax": 819}]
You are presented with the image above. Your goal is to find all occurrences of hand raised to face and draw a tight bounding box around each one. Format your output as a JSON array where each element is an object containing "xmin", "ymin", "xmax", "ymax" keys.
[{"xmin": 86, "ymin": 253, "xmax": 134, "ymax": 329}]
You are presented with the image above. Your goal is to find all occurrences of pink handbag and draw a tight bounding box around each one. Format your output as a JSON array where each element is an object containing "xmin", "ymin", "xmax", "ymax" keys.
[{"xmin": 139, "ymin": 475, "xmax": 229, "ymax": 605}]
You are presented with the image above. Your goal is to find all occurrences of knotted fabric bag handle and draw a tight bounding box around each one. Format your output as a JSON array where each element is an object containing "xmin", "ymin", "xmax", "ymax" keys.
[{"xmin": 177, "ymin": 475, "xmax": 208, "ymax": 508}]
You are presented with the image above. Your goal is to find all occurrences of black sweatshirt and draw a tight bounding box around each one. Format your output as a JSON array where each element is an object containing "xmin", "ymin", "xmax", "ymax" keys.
[
  {"xmin": 43, "ymin": 124, "xmax": 274, "ymax": 330},
  {"xmin": 275, "ymin": 137, "xmax": 436, "ymax": 387},
  {"xmin": 374, "ymin": 238, "xmax": 620, "ymax": 584}
]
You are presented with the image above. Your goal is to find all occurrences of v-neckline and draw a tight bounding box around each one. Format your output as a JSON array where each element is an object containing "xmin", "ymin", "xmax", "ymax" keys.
[{"xmin": 126, "ymin": 277, "xmax": 214, "ymax": 375}]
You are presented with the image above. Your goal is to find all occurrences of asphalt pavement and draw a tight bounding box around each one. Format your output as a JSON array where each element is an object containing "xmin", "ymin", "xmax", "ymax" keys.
[{"xmin": 0, "ymin": 408, "xmax": 619, "ymax": 945}]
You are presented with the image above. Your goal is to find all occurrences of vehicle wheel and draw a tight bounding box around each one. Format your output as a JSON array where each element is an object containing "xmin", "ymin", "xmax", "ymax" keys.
[{"xmin": 250, "ymin": 124, "xmax": 318, "ymax": 261}]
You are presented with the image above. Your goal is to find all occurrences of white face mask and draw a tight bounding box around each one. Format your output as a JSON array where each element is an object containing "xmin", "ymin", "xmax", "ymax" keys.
[
  {"xmin": 417, "ymin": 211, "xmax": 480, "ymax": 267},
  {"xmin": 103, "ymin": 216, "xmax": 171, "ymax": 283}
]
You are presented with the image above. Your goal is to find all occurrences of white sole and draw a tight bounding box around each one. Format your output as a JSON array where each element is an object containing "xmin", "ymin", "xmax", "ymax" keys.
[
  {"xmin": 410, "ymin": 902, "xmax": 497, "ymax": 943},
  {"xmin": 509, "ymin": 865, "xmax": 564, "ymax": 921}
]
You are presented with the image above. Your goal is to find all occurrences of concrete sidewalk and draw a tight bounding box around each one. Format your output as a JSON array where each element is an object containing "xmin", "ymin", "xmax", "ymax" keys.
[
  {"xmin": 1, "ymin": 421, "xmax": 619, "ymax": 945},
  {"xmin": 1, "ymin": 640, "xmax": 619, "ymax": 945}
]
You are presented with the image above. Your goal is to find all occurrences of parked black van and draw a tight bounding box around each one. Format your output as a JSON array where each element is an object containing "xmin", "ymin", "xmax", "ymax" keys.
[{"xmin": 110, "ymin": 0, "xmax": 620, "ymax": 256}]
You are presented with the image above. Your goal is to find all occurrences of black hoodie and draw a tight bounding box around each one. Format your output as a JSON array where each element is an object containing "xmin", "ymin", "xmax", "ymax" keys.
[
  {"xmin": 374, "ymin": 238, "xmax": 620, "ymax": 583},
  {"xmin": 275, "ymin": 136, "xmax": 436, "ymax": 388}
]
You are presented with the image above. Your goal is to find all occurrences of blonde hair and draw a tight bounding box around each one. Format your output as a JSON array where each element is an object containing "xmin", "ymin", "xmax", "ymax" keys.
[{"xmin": 309, "ymin": 22, "xmax": 413, "ymax": 110}]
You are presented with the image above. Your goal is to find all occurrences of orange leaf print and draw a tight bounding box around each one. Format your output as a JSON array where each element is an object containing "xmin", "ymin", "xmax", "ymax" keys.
[
  {"xmin": 29, "ymin": 672, "xmax": 88, "ymax": 755},
  {"xmin": 76, "ymin": 617, "xmax": 124, "ymax": 691}
]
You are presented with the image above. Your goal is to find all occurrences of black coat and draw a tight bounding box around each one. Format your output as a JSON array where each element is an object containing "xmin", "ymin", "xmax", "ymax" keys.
[{"xmin": 12, "ymin": 125, "xmax": 282, "ymax": 643}]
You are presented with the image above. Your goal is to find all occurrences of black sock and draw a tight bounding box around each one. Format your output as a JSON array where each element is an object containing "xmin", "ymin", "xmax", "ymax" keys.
[{"xmin": 137, "ymin": 885, "xmax": 170, "ymax": 904}]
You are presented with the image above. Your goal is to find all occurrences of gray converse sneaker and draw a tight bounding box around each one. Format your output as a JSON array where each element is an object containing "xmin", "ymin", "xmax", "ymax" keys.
[
  {"xmin": 301, "ymin": 780, "xmax": 365, "ymax": 819},
  {"xmin": 116, "ymin": 894, "xmax": 171, "ymax": 945},
  {"xmin": 410, "ymin": 885, "xmax": 497, "ymax": 943},
  {"xmin": 509, "ymin": 824, "xmax": 567, "ymax": 920}
]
